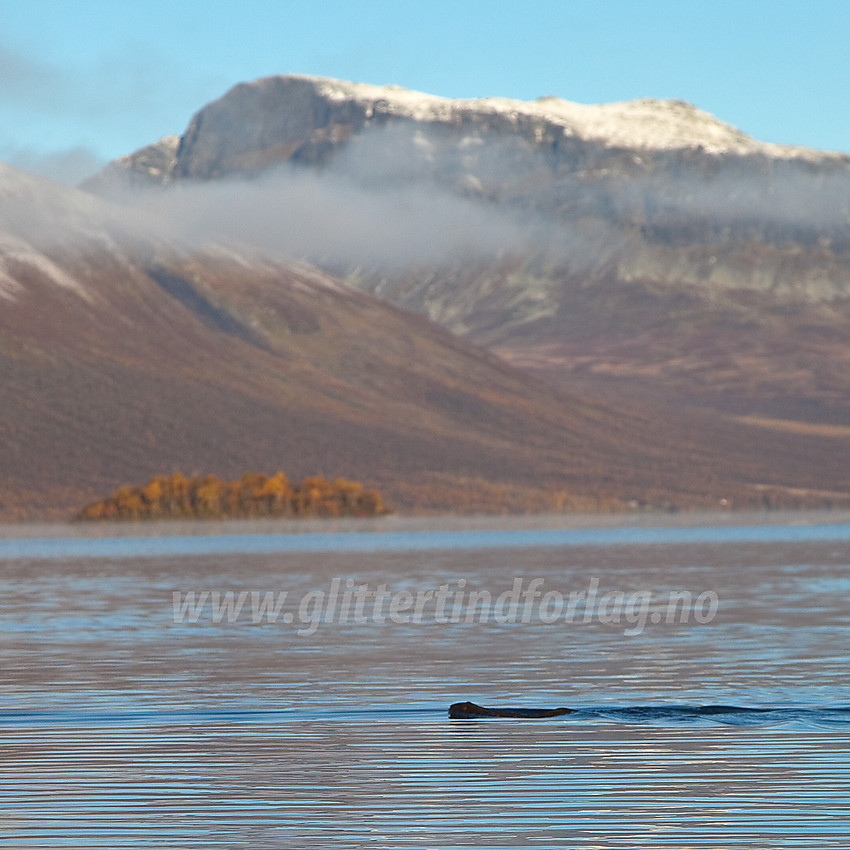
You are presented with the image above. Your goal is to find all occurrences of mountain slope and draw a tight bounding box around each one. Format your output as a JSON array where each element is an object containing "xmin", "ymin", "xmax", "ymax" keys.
[
  {"xmin": 10, "ymin": 161, "xmax": 827, "ymax": 519},
  {"xmin": 87, "ymin": 75, "xmax": 850, "ymax": 431}
]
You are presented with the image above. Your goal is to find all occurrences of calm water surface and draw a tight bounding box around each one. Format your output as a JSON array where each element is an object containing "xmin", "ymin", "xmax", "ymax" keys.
[{"xmin": 1, "ymin": 514, "xmax": 849, "ymax": 848}]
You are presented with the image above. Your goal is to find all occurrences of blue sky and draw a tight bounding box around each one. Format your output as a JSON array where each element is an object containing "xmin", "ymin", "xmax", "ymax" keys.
[{"xmin": 1, "ymin": 0, "xmax": 848, "ymax": 183}]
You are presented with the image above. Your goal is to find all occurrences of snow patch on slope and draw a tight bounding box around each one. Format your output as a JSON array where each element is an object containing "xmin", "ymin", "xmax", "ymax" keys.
[
  {"xmin": 0, "ymin": 233, "xmax": 88, "ymax": 299},
  {"xmin": 0, "ymin": 266, "xmax": 22, "ymax": 301}
]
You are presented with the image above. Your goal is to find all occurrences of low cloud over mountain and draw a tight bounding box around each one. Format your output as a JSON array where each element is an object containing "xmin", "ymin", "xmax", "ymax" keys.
[
  {"xmin": 3, "ymin": 75, "xmax": 849, "ymax": 518},
  {"xmin": 89, "ymin": 75, "xmax": 850, "ymax": 424}
]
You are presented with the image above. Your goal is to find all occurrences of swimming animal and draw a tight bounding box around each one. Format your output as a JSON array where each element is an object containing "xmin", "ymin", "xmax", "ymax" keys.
[{"xmin": 449, "ymin": 701, "xmax": 574, "ymax": 719}]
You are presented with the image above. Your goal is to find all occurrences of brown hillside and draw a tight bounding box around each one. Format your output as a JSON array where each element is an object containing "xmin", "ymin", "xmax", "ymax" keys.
[
  {"xmin": 85, "ymin": 74, "xmax": 850, "ymax": 506},
  {"xmin": 2, "ymin": 163, "xmax": 849, "ymax": 519}
]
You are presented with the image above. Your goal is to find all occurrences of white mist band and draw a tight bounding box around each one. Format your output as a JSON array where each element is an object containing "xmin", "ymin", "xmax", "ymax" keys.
[{"xmin": 172, "ymin": 577, "xmax": 719, "ymax": 636}]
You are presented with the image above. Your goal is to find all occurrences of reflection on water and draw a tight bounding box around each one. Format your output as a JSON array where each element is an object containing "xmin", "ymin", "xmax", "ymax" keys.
[{"xmin": 1, "ymin": 517, "xmax": 849, "ymax": 847}]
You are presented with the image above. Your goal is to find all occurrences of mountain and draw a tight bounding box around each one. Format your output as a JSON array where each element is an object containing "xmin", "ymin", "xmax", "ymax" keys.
[
  {"xmin": 8, "ymin": 159, "xmax": 817, "ymax": 521},
  {"xmin": 88, "ymin": 75, "xmax": 850, "ymax": 432},
  {"xmin": 7, "ymin": 75, "xmax": 850, "ymax": 519}
]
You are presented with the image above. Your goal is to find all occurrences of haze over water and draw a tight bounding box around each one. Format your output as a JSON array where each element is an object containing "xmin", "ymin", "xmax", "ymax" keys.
[{"xmin": 2, "ymin": 513, "xmax": 849, "ymax": 847}]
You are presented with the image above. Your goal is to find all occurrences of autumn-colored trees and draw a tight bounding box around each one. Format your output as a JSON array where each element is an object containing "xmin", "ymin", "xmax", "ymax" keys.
[{"xmin": 77, "ymin": 471, "xmax": 390, "ymax": 521}]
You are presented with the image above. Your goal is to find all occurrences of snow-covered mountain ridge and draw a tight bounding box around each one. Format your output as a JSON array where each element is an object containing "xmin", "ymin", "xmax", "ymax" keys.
[
  {"xmin": 299, "ymin": 74, "xmax": 834, "ymax": 159},
  {"xmin": 87, "ymin": 74, "xmax": 847, "ymax": 192}
]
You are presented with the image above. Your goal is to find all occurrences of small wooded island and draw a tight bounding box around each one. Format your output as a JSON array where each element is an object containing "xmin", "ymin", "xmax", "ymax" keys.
[{"xmin": 77, "ymin": 471, "xmax": 390, "ymax": 521}]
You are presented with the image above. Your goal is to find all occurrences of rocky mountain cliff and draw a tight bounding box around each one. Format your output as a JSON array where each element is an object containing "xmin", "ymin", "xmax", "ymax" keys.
[{"xmin": 87, "ymin": 75, "xmax": 850, "ymax": 431}]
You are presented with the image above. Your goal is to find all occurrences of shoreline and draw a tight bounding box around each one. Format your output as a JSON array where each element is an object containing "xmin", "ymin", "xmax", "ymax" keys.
[{"xmin": 2, "ymin": 507, "xmax": 850, "ymax": 541}]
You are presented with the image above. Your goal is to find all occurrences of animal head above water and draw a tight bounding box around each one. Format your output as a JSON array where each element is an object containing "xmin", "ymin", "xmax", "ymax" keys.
[{"xmin": 449, "ymin": 701, "xmax": 574, "ymax": 719}]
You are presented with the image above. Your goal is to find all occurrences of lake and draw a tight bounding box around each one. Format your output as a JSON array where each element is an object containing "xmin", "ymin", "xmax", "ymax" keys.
[{"xmin": 2, "ymin": 512, "xmax": 849, "ymax": 847}]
